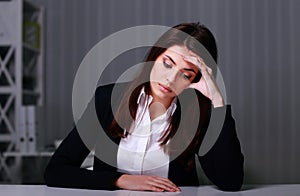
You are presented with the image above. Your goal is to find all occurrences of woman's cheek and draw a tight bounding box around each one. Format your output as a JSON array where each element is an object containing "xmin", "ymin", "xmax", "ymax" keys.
[
  {"xmin": 174, "ymin": 83, "xmax": 189, "ymax": 95},
  {"xmin": 150, "ymin": 64, "xmax": 163, "ymax": 83}
]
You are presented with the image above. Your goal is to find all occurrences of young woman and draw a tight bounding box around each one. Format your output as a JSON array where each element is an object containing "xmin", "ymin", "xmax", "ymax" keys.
[{"xmin": 44, "ymin": 22, "xmax": 244, "ymax": 192}]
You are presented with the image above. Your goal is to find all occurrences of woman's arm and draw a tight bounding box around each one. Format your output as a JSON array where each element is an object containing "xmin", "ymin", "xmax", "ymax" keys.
[
  {"xmin": 115, "ymin": 174, "xmax": 181, "ymax": 192},
  {"xmin": 198, "ymin": 105, "xmax": 244, "ymax": 191},
  {"xmin": 44, "ymin": 127, "xmax": 124, "ymax": 190},
  {"xmin": 44, "ymin": 83, "xmax": 127, "ymax": 190}
]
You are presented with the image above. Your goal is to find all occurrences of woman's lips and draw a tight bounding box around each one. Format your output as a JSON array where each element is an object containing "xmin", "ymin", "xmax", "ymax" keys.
[{"xmin": 159, "ymin": 83, "xmax": 172, "ymax": 93}]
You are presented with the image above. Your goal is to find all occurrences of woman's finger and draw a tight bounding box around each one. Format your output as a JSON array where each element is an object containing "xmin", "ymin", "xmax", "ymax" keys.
[
  {"xmin": 154, "ymin": 177, "xmax": 179, "ymax": 191},
  {"xmin": 147, "ymin": 176, "xmax": 180, "ymax": 192},
  {"xmin": 155, "ymin": 176, "xmax": 178, "ymax": 188},
  {"xmin": 183, "ymin": 55, "xmax": 208, "ymax": 71},
  {"xmin": 183, "ymin": 56, "xmax": 202, "ymax": 69},
  {"xmin": 183, "ymin": 56, "xmax": 215, "ymax": 82}
]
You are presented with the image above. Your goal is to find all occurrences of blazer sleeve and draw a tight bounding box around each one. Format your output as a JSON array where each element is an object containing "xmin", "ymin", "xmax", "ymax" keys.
[
  {"xmin": 44, "ymin": 84, "xmax": 124, "ymax": 190},
  {"xmin": 44, "ymin": 128, "xmax": 123, "ymax": 190},
  {"xmin": 198, "ymin": 105, "xmax": 244, "ymax": 191}
]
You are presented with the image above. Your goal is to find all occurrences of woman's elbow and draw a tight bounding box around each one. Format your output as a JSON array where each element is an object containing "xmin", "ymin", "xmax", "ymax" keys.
[
  {"xmin": 217, "ymin": 179, "xmax": 243, "ymax": 192},
  {"xmin": 44, "ymin": 168, "xmax": 53, "ymax": 186},
  {"xmin": 44, "ymin": 165, "xmax": 59, "ymax": 187},
  {"xmin": 216, "ymin": 171, "xmax": 244, "ymax": 192}
]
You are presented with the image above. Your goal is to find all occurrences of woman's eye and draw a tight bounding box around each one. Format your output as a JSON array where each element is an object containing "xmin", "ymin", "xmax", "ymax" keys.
[
  {"xmin": 182, "ymin": 74, "xmax": 191, "ymax": 80},
  {"xmin": 163, "ymin": 62, "xmax": 172, "ymax": 69},
  {"xmin": 182, "ymin": 73, "xmax": 192, "ymax": 80}
]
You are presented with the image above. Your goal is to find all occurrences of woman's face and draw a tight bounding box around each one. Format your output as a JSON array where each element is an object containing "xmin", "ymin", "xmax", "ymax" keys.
[{"xmin": 149, "ymin": 45, "xmax": 199, "ymax": 105}]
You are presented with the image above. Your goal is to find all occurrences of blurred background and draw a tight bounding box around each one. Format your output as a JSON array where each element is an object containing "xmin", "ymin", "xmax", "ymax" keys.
[{"xmin": 0, "ymin": 0, "xmax": 299, "ymax": 185}]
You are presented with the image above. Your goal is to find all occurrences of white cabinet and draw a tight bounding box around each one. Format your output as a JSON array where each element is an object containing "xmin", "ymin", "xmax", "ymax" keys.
[{"xmin": 0, "ymin": 0, "xmax": 44, "ymax": 183}]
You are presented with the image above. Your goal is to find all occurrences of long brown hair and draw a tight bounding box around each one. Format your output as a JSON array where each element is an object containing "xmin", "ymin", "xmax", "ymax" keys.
[{"xmin": 109, "ymin": 22, "xmax": 218, "ymax": 159}]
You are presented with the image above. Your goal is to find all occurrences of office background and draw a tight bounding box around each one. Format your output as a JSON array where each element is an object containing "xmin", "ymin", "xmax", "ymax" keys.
[{"xmin": 26, "ymin": 0, "xmax": 300, "ymax": 184}]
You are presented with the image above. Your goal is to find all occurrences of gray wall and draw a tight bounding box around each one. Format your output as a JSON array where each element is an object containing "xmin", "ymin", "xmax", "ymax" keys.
[{"xmin": 32, "ymin": 0, "xmax": 300, "ymax": 184}]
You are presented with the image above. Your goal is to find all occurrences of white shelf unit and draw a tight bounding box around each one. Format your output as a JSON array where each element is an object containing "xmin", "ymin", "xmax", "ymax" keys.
[{"xmin": 0, "ymin": 0, "xmax": 44, "ymax": 183}]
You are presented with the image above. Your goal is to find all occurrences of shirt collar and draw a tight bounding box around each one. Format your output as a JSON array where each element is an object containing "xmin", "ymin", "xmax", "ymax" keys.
[
  {"xmin": 137, "ymin": 87, "xmax": 148, "ymax": 105},
  {"xmin": 167, "ymin": 98, "xmax": 177, "ymax": 117}
]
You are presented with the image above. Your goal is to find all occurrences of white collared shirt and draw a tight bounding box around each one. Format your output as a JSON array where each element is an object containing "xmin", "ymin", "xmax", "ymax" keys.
[{"xmin": 117, "ymin": 87, "xmax": 177, "ymax": 177}]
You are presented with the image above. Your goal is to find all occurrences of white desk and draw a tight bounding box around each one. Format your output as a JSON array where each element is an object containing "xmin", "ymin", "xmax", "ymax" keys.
[{"xmin": 0, "ymin": 184, "xmax": 299, "ymax": 196}]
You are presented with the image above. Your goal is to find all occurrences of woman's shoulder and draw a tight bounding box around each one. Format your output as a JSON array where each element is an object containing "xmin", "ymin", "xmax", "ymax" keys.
[
  {"xmin": 95, "ymin": 82, "xmax": 131, "ymax": 97},
  {"xmin": 94, "ymin": 82, "xmax": 131, "ymax": 109}
]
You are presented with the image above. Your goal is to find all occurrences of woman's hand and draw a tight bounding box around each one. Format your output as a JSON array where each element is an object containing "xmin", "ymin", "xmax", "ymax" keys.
[
  {"xmin": 115, "ymin": 174, "xmax": 181, "ymax": 192},
  {"xmin": 183, "ymin": 55, "xmax": 224, "ymax": 108}
]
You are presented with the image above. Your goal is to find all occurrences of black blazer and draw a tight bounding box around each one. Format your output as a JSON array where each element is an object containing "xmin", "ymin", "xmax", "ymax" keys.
[{"xmin": 44, "ymin": 83, "xmax": 244, "ymax": 191}]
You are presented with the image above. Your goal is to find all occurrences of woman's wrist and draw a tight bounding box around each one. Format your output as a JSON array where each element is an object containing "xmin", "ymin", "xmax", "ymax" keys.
[{"xmin": 115, "ymin": 174, "xmax": 127, "ymax": 188}]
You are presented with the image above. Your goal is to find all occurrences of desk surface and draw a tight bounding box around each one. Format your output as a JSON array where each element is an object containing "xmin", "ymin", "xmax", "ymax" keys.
[{"xmin": 0, "ymin": 184, "xmax": 299, "ymax": 196}]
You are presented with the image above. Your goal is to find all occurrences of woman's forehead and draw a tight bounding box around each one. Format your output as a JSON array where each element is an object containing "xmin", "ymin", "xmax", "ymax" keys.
[
  {"xmin": 165, "ymin": 45, "xmax": 198, "ymax": 58},
  {"xmin": 162, "ymin": 45, "xmax": 199, "ymax": 70}
]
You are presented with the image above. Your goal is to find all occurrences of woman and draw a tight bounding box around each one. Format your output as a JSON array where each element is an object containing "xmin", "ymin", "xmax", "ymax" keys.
[{"xmin": 44, "ymin": 22, "xmax": 244, "ymax": 192}]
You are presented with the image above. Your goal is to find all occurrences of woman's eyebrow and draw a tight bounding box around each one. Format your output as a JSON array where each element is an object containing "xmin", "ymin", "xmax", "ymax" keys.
[
  {"xmin": 165, "ymin": 55, "xmax": 176, "ymax": 65},
  {"xmin": 165, "ymin": 54, "xmax": 197, "ymax": 73},
  {"xmin": 183, "ymin": 68, "xmax": 196, "ymax": 73}
]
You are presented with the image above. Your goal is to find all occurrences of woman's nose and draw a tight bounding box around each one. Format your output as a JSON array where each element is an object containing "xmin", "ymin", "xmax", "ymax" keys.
[{"xmin": 166, "ymin": 68, "xmax": 178, "ymax": 83}]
